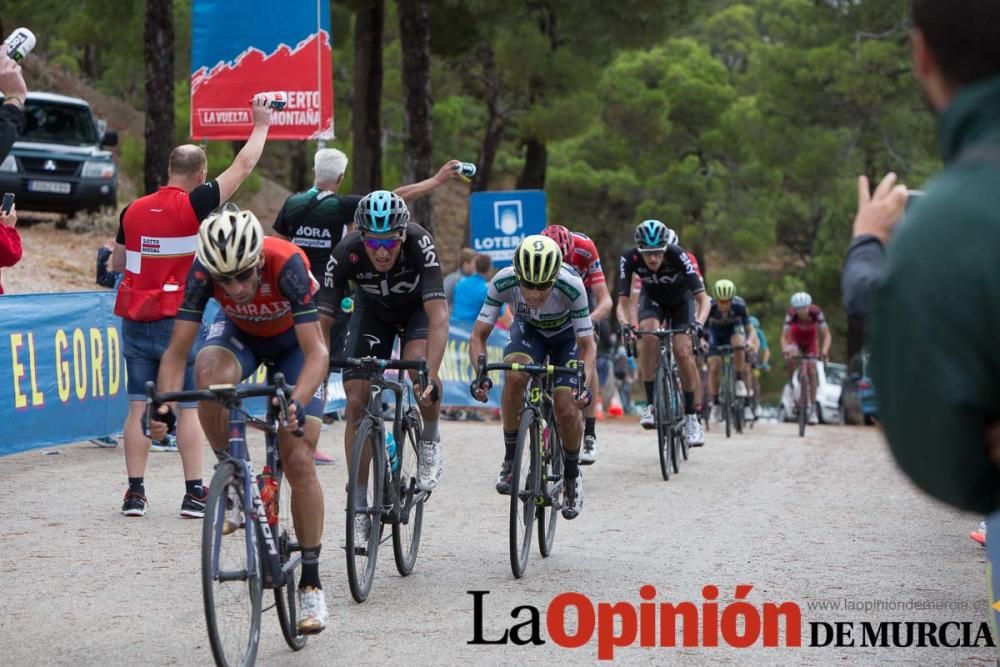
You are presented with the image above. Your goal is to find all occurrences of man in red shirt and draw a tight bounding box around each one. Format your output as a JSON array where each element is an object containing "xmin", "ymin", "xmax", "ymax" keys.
[
  {"xmin": 0, "ymin": 202, "xmax": 21, "ymax": 294},
  {"xmin": 781, "ymin": 291, "xmax": 832, "ymax": 425},
  {"xmin": 150, "ymin": 207, "xmax": 331, "ymax": 634},
  {"xmin": 542, "ymin": 224, "xmax": 611, "ymax": 463},
  {"xmin": 112, "ymin": 97, "xmax": 272, "ymax": 519}
]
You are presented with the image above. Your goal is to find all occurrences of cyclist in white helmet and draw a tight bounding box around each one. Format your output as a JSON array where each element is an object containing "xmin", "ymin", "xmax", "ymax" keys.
[{"xmin": 781, "ymin": 291, "xmax": 831, "ymax": 425}]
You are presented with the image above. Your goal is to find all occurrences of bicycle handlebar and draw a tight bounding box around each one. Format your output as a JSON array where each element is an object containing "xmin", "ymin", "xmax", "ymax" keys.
[
  {"xmin": 144, "ymin": 372, "xmax": 304, "ymax": 438},
  {"xmin": 329, "ymin": 356, "xmax": 431, "ymax": 400},
  {"xmin": 620, "ymin": 325, "xmax": 693, "ymax": 358},
  {"xmin": 473, "ymin": 353, "xmax": 587, "ymax": 403}
]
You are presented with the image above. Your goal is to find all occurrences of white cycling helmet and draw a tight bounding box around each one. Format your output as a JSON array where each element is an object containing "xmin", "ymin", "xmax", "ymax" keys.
[
  {"xmin": 790, "ymin": 292, "xmax": 812, "ymax": 308},
  {"xmin": 665, "ymin": 227, "xmax": 679, "ymax": 246},
  {"xmin": 196, "ymin": 206, "xmax": 264, "ymax": 277}
]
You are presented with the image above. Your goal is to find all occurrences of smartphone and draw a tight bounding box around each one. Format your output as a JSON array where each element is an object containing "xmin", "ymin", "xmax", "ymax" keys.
[{"xmin": 1, "ymin": 192, "xmax": 13, "ymax": 215}]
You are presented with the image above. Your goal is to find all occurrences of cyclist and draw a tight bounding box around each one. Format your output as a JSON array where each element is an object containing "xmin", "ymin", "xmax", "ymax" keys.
[
  {"xmin": 706, "ymin": 279, "xmax": 757, "ymax": 422},
  {"xmin": 315, "ymin": 191, "xmax": 447, "ymax": 548},
  {"xmin": 627, "ymin": 226, "xmax": 702, "ymax": 329},
  {"xmin": 541, "ymin": 224, "xmax": 611, "ymax": 465},
  {"xmin": 617, "ymin": 220, "xmax": 710, "ymax": 445},
  {"xmin": 747, "ymin": 315, "xmax": 770, "ymax": 417},
  {"xmin": 468, "ymin": 235, "xmax": 595, "ymax": 520},
  {"xmin": 781, "ymin": 291, "xmax": 832, "ymax": 425},
  {"xmin": 148, "ymin": 207, "xmax": 331, "ymax": 634}
]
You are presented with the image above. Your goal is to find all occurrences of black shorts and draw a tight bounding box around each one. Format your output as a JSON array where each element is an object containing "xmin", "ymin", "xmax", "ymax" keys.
[
  {"xmin": 341, "ymin": 297, "xmax": 429, "ymax": 381},
  {"xmin": 638, "ymin": 290, "xmax": 694, "ymax": 328},
  {"xmin": 504, "ymin": 320, "xmax": 580, "ymax": 389}
]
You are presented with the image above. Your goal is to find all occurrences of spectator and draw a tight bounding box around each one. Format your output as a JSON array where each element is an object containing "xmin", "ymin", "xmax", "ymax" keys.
[
  {"xmin": 0, "ymin": 52, "xmax": 28, "ymax": 160},
  {"xmin": 110, "ymin": 97, "xmax": 272, "ymax": 518},
  {"xmin": 96, "ymin": 238, "xmax": 122, "ymax": 289},
  {"xmin": 451, "ymin": 253, "xmax": 513, "ymax": 326},
  {"xmin": 865, "ymin": 0, "xmax": 1000, "ymax": 640},
  {"xmin": 0, "ymin": 202, "xmax": 21, "ymax": 293},
  {"xmin": 444, "ymin": 247, "xmax": 475, "ymax": 305}
]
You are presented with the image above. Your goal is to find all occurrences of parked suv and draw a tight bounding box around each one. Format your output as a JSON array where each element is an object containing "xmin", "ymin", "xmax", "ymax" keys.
[{"xmin": 0, "ymin": 92, "xmax": 118, "ymax": 216}]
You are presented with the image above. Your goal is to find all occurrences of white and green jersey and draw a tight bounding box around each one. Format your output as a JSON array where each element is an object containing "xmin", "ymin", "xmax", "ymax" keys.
[{"xmin": 478, "ymin": 265, "xmax": 594, "ymax": 338}]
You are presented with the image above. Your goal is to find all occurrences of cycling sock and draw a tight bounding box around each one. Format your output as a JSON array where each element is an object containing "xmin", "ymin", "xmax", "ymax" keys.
[
  {"xmin": 644, "ymin": 381, "xmax": 655, "ymax": 402},
  {"xmin": 584, "ymin": 418, "xmax": 596, "ymax": 437},
  {"xmin": 353, "ymin": 485, "xmax": 367, "ymax": 508},
  {"xmin": 564, "ymin": 452, "xmax": 580, "ymax": 479},
  {"xmin": 684, "ymin": 391, "xmax": 696, "ymax": 414},
  {"xmin": 185, "ymin": 479, "xmax": 205, "ymax": 497},
  {"xmin": 299, "ymin": 545, "xmax": 322, "ymax": 589},
  {"xmin": 503, "ymin": 430, "xmax": 518, "ymax": 462},
  {"xmin": 128, "ymin": 477, "xmax": 144, "ymax": 494},
  {"xmin": 421, "ymin": 419, "xmax": 439, "ymax": 442}
]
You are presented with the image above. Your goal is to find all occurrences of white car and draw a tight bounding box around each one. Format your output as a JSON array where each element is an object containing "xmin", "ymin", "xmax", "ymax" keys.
[{"xmin": 777, "ymin": 361, "xmax": 845, "ymax": 424}]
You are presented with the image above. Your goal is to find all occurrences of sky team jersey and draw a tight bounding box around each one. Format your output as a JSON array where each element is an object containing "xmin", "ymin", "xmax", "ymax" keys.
[
  {"xmin": 177, "ymin": 237, "xmax": 319, "ymax": 338},
  {"xmin": 618, "ymin": 244, "xmax": 704, "ymax": 301},
  {"xmin": 315, "ymin": 222, "xmax": 445, "ymax": 318},
  {"xmin": 707, "ymin": 297, "xmax": 750, "ymax": 329},
  {"xmin": 478, "ymin": 265, "xmax": 593, "ymax": 339},
  {"xmin": 565, "ymin": 232, "xmax": 606, "ymax": 289},
  {"xmin": 630, "ymin": 251, "xmax": 702, "ymax": 294}
]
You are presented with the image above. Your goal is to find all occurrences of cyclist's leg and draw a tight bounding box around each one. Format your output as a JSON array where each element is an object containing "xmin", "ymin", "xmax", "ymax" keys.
[
  {"xmin": 193, "ymin": 316, "xmax": 254, "ymax": 455},
  {"xmin": 637, "ymin": 290, "xmax": 664, "ymax": 413},
  {"xmin": 706, "ymin": 327, "xmax": 724, "ymax": 402},
  {"xmin": 731, "ymin": 331, "xmax": 751, "ymax": 391},
  {"xmin": 340, "ymin": 300, "xmax": 394, "ymax": 469},
  {"xmin": 668, "ymin": 296, "xmax": 704, "ymax": 443},
  {"xmin": 551, "ymin": 331, "xmax": 584, "ymax": 518},
  {"xmin": 501, "ymin": 320, "xmax": 540, "ymax": 437}
]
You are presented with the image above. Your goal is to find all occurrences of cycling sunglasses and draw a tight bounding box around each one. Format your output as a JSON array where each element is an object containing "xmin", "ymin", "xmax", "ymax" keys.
[
  {"xmin": 519, "ymin": 279, "xmax": 555, "ymax": 292},
  {"xmin": 216, "ymin": 265, "xmax": 257, "ymax": 285},
  {"xmin": 363, "ymin": 235, "xmax": 404, "ymax": 251}
]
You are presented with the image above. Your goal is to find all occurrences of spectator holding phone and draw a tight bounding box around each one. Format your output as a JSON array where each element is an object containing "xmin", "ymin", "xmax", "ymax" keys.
[{"xmin": 0, "ymin": 196, "xmax": 20, "ymax": 294}]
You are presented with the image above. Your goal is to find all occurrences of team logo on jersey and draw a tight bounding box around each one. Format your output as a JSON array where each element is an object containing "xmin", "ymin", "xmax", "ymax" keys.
[
  {"xmin": 417, "ymin": 235, "xmax": 440, "ymax": 267},
  {"xmin": 364, "ymin": 334, "xmax": 381, "ymax": 350}
]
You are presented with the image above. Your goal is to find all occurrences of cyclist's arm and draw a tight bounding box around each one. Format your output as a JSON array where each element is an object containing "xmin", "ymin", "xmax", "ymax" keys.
[
  {"xmin": 277, "ymin": 253, "xmax": 328, "ymax": 405},
  {"xmin": 469, "ymin": 320, "xmax": 493, "ymax": 370},
  {"xmin": 589, "ymin": 281, "xmax": 613, "ymax": 321},
  {"xmin": 314, "ymin": 236, "xmax": 354, "ymax": 350},
  {"xmin": 616, "ymin": 295, "xmax": 633, "ymax": 329},
  {"xmin": 819, "ymin": 323, "xmax": 832, "ymax": 357},
  {"xmin": 423, "ymin": 297, "xmax": 449, "ymax": 380},
  {"xmin": 693, "ymin": 291, "xmax": 711, "ymax": 326},
  {"xmin": 214, "ymin": 100, "xmax": 272, "ymax": 202},
  {"xmin": 393, "ymin": 159, "xmax": 461, "ymax": 202},
  {"xmin": 156, "ymin": 320, "xmax": 201, "ymax": 394},
  {"xmin": 762, "ymin": 347, "xmax": 771, "ymax": 365},
  {"xmin": 577, "ymin": 332, "xmax": 598, "ymax": 390},
  {"xmin": 745, "ymin": 324, "xmax": 758, "ymax": 352}
]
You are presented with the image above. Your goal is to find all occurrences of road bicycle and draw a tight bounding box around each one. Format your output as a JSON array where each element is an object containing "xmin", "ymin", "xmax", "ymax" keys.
[
  {"xmin": 795, "ymin": 354, "xmax": 820, "ymax": 437},
  {"xmin": 716, "ymin": 344, "xmax": 746, "ymax": 438}
]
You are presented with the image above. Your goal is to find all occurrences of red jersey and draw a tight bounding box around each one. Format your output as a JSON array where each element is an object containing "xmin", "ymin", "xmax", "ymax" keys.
[
  {"xmin": 784, "ymin": 304, "xmax": 827, "ymax": 354},
  {"xmin": 178, "ymin": 237, "xmax": 319, "ymax": 338},
  {"xmin": 565, "ymin": 233, "xmax": 606, "ymax": 289}
]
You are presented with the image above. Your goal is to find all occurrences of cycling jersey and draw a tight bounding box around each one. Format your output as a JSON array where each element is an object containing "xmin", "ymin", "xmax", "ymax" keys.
[
  {"xmin": 707, "ymin": 297, "xmax": 750, "ymax": 329},
  {"xmin": 618, "ymin": 245, "xmax": 704, "ymax": 302},
  {"xmin": 478, "ymin": 265, "xmax": 593, "ymax": 339},
  {"xmin": 783, "ymin": 304, "xmax": 827, "ymax": 355},
  {"xmin": 177, "ymin": 236, "xmax": 319, "ymax": 338},
  {"xmin": 564, "ymin": 232, "xmax": 606, "ymax": 289},
  {"xmin": 315, "ymin": 222, "xmax": 445, "ymax": 319}
]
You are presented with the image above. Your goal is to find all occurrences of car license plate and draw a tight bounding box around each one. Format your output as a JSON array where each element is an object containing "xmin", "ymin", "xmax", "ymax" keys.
[{"xmin": 28, "ymin": 180, "xmax": 71, "ymax": 194}]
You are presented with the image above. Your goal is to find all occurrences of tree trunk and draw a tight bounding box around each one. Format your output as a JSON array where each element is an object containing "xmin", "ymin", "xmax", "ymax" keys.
[
  {"xmin": 143, "ymin": 0, "xmax": 174, "ymax": 194},
  {"xmin": 516, "ymin": 138, "xmax": 547, "ymax": 189},
  {"xmin": 471, "ymin": 46, "xmax": 503, "ymax": 194},
  {"xmin": 290, "ymin": 141, "xmax": 309, "ymax": 193},
  {"xmin": 352, "ymin": 0, "xmax": 384, "ymax": 194},
  {"xmin": 398, "ymin": 0, "xmax": 434, "ymax": 234}
]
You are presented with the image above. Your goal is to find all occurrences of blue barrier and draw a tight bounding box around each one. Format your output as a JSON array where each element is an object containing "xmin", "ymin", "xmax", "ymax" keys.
[{"xmin": 1, "ymin": 294, "xmax": 510, "ymax": 454}]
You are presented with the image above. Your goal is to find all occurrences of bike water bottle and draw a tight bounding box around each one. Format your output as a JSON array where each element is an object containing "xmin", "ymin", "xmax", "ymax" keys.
[
  {"xmin": 258, "ymin": 466, "xmax": 279, "ymax": 526},
  {"xmin": 386, "ymin": 432, "xmax": 400, "ymax": 473},
  {"xmin": 4, "ymin": 28, "xmax": 35, "ymax": 63}
]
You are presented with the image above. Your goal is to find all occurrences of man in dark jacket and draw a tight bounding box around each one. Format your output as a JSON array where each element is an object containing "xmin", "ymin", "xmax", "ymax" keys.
[{"xmin": 0, "ymin": 52, "xmax": 27, "ymax": 160}]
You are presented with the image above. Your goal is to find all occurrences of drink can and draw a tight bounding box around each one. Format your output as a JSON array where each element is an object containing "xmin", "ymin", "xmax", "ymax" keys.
[
  {"xmin": 252, "ymin": 91, "xmax": 287, "ymax": 110},
  {"xmin": 455, "ymin": 162, "xmax": 477, "ymax": 179},
  {"xmin": 4, "ymin": 28, "xmax": 36, "ymax": 63}
]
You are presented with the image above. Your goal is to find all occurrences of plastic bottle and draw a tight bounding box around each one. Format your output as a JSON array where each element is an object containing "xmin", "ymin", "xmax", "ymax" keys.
[
  {"xmin": 258, "ymin": 466, "xmax": 279, "ymax": 526},
  {"xmin": 454, "ymin": 162, "xmax": 477, "ymax": 182},
  {"xmin": 252, "ymin": 91, "xmax": 287, "ymax": 110},
  {"xmin": 386, "ymin": 432, "xmax": 400, "ymax": 473},
  {"xmin": 4, "ymin": 28, "xmax": 35, "ymax": 63}
]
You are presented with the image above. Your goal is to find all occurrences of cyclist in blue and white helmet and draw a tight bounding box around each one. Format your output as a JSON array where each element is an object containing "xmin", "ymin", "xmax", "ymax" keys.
[
  {"xmin": 355, "ymin": 189, "xmax": 410, "ymax": 234},
  {"xmin": 634, "ymin": 219, "xmax": 671, "ymax": 250}
]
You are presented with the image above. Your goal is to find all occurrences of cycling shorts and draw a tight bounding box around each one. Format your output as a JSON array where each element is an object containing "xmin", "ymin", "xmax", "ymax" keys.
[
  {"xmin": 638, "ymin": 290, "xmax": 694, "ymax": 329},
  {"xmin": 504, "ymin": 319, "xmax": 580, "ymax": 390},
  {"xmin": 341, "ymin": 297, "xmax": 429, "ymax": 382}
]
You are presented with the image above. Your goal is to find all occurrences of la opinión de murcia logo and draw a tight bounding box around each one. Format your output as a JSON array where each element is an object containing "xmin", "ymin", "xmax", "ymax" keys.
[{"xmin": 467, "ymin": 586, "xmax": 995, "ymax": 660}]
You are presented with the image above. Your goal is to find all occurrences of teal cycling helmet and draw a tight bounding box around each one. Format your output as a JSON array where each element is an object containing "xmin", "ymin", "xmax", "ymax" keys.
[
  {"xmin": 748, "ymin": 316, "xmax": 760, "ymax": 328},
  {"xmin": 355, "ymin": 190, "xmax": 410, "ymax": 233},
  {"xmin": 634, "ymin": 219, "xmax": 669, "ymax": 250}
]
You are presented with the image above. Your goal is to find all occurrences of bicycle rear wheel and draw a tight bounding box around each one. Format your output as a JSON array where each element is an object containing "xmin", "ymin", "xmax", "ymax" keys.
[
  {"xmin": 393, "ymin": 407, "xmax": 425, "ymax": 576},
  {"xmin": 274, "ymin": 468, "xmax": 307, "ymax": 651},
  {"xmin": 537, "ymin": 418, "xmax": 562, "ymax": 558},
  {"xmin": 346, "ymin": 417, "xmax": 384, "ymax": 602},
  {"xmin": 510, "ymin": 408, "xmax": 539, "ymax": 578},
  {"xmin": 798, "ymin": 370, "xmax": 808, "ymax": 437},
  {"xmin": 723, "ymin": 363, "xmax": 733, "ymax": 439},
  {"xmin": 655, "ymin": 365, "xmax": 672, "ymax": 481},
  {"xmin": 677, "ymin": 373, "xmax": 690, "ymax": 461},
  {"xmin": 203, "ymin": 460, "xmax": 262, "ymax": 667}
]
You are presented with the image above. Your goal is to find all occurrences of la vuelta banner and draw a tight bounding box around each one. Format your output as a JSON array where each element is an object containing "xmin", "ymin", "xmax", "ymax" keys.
[{"xmin": 190, "ymin": 0, "xmax": 334, "ymax": 140}]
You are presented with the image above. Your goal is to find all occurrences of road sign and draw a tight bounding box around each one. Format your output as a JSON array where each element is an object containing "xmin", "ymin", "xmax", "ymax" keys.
[{"xmin": 469, "ymin": 190, "xmax": 546, "ymax": 267}]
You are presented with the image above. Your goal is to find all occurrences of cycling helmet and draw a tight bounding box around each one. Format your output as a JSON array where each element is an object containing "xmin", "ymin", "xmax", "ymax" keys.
[
  {"xmin": 355, "ymin": 190, "xmax": 410, "ymax": 234},
  {"xmin": 634, "ymin": 219, "xmax": 669, "ymax": 250},
  {"xmin": 196, "ymin": 206, "xmax": 264, "ymax": 277},
  {"xmin": 714, "ymin": 279, "xmax": 736, "ymax": 301},
  {"xmin": 665, "ymin": 227, "xmax": 679, "ymax": 246},
  {"xmin": 790, "ymin": 292, "xmax": 812, "ymax": 308},
  {"xmin": 513, "ymin": 235, "xmax": 562, "ymax": 285},
  {"xmin": 541, "ymin": 224, "xmax": 575, "ymax": 258},
  {"xmin": 748, "ymin": 315, "xmax": 761, "ymax": 328}
]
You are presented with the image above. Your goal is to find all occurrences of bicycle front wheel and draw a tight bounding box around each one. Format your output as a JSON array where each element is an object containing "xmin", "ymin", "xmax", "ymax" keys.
[
  {"xmin": 346, "ymin": 417, "xmax": 384, "ymax": 603},
  {"xmin": 203, "ymin": 460, "xmax": 262, "ymax": 667},
  {"xmin": 798, "ymin": 370, "xmax": 808, "ymax": 437},
  {"xmin": 677, "ymin": 374, "xmax": 690, "ymax": 461},
  {"xmin": 723, "ymin": 364, "xmax": 733, "ymax": 439},
  {"xmin": 510, "ymin": 408, "xmax": 539, "ymax": 578},
  {"xmin": 393, "ymin": 407, "xmax": 425, "ymax": 576},
  {"xmin": 274, "ymin": 468, "xmax": 307, "ymax": 651},
  {"xmin": 655, "ymin": 365, "xmax": 672, "ymax": 481},
  {"xmin": 537, "ymin": 418, "xmax": 562, "ymax": 558}
]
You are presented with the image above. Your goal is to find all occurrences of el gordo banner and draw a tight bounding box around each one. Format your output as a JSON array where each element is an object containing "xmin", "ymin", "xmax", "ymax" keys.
[{"xmin": 190, "ymin": 0, "xmax": 334, "ymax": 140}]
